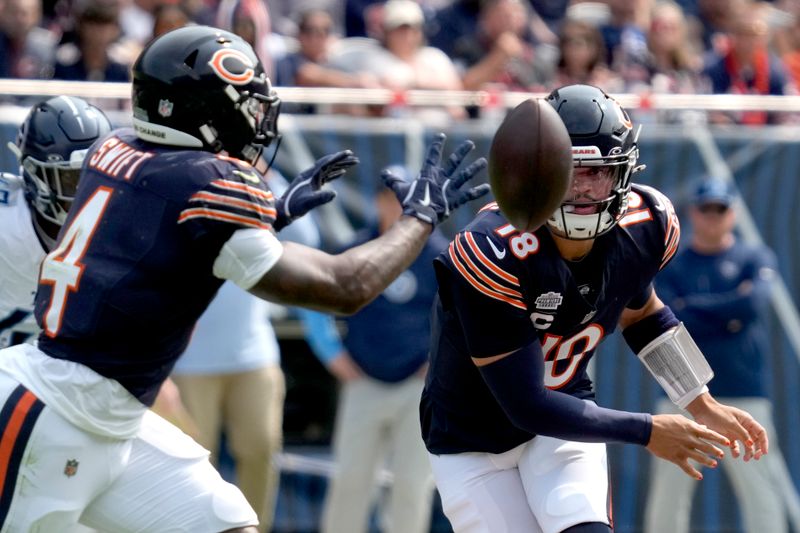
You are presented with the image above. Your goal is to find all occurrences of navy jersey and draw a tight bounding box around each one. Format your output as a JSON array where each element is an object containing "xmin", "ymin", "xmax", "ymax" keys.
[
  {"xmin": 33, "ymin": 129, "xmax": 277, "ymax": 406},
  {"xmin": 421, "ymin": 184, "xmax": 680, "ymax": 454}
]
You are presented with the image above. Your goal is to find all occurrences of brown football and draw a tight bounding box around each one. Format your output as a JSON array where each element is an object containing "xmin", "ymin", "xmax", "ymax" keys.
[{"xmin": 488, "ymin": 98, "xmax": 573, "ymax": 232}]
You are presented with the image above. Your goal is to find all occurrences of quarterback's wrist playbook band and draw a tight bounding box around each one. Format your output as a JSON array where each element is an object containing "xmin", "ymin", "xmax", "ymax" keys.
[{"xmin": 623, "ymin": 307, "xmax": 714, "ymax": 409}]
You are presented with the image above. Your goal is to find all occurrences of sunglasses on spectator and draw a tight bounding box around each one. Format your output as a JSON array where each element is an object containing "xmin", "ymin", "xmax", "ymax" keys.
[{"xmin": 698, "ymin": 203, "xmax": 729, "ymax": 214}]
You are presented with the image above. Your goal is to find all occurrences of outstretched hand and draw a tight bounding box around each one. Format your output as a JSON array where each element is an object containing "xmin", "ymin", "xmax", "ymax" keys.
[
  {"xmin": 688, "ymin": 396, "xmax": 769, "ymax": 461},
  {"xmin": 647, "ymin": 413, "xmax": 729, "ymax": 480},
  {"xmin": 273, "ymin": 150, "xmax": 359, "ymax": 231},
  {"xmin": 382, "ymin": 133, "xmax": 490, "ymax": 226}
]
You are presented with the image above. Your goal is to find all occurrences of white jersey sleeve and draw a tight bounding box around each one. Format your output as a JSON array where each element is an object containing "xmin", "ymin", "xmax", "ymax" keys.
[{"xmin": 0, "ymin": 173, "xmax": 47, "ymax": 347}]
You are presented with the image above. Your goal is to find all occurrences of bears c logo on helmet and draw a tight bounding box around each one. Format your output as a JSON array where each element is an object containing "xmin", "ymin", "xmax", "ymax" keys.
[{"xmin": 208, "ymin": 49, "xmax": 255, "ymax": 85}]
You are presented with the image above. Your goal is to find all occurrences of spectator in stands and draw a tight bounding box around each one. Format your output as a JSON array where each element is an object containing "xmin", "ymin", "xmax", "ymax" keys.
[
  {"xmin": 694, "ymin": 0, "xmax": 749, "ymax": 53},
  {"xmin": 771, "ymin": 0, "xmax": 800, "ymax": 91},
  {"xmin": 379, "ymin": 0, "xmax": 461, "ymax": 89},
  {"xmin": 600, "ymin": 0, "xmax": 653, "ymax": 86},
  {"xmin": 702, "ymin": 2, "xmax": 795, "ymax": 125},
  {"xmin": 344, "ymin": 0, "xmax": 382, "ymax": 38},
  {"xmin": 119, "ymin": 0, "xmax": 159, "ymax": 47},
  {"xmin": 526, "ymin": 0, "xmax": 569, "ymax": 33},
  {"xmin": 645, "ymin": 176, "xmax": 800, "ymax": 533},
  {"xmin": 329, "ymin": 0, "xmax": 463, "ymax": 120},
  {"xmin": 151, "ymin": 3, "xmax": 190, "ymax": 40},
  {"xmin": 216, "ymin": 0, "xmax": 275, "ymax": 75},
  {"xmin": 452, "ymin": 0, "xmax": 553, "ymax": 92},
  {"xmin": 427, "ymin": 0, "xmax": 480, "ymax": 58},
  {"xmin": 274, "ymin": 7, "xmax": 379, "ymax": 113},
  {"xmin": 307, "ymin": 169, "xmax": 442, "ymax": 533},
  {"xmin": 0, "ymin": 0, "xmax": 56, "ymax": 79},
  {"xmin": 552, "ymin": 17, "xmax": 621, "ymax": 92},
  {"xmin": 53, "ymin": 0, "xmax": 131, "ymax": 82},
  {"xmin": 644, "ymin": 1, "xmax": 705, "ymax": 95},
  {"xmin": 179, "ymin": 0, "xmax": 217, "ymax": 27},
  {"xmin": 172, "ymin": 170, "xmax": 324, "ymax": 533}
]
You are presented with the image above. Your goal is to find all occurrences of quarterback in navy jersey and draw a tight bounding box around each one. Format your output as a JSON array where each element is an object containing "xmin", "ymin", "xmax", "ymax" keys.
[
  {"xmin": 0, "ymin": 26, "xmax": 489, "ymax": 532},
  {"xmin": 421, "ymin": 84, "xmax": 768, "ymax": 533}
]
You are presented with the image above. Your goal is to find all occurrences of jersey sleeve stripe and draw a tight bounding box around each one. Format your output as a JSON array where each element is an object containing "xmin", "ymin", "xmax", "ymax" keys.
[
  {"xmin": 464, "ymin": 232, "xmax": 520, "ymax": 285},
  {"xmin": 660, "ymin": 213, "xmax": 680, "ymax": 269},
  {"xmin": 178, "ymin": 207, "xmax": 273, "ymax": 230},
  {"xmin": 478, "ymin": 201, "xmax": 499, "ymax": 213},
  {"xmin": 448, "ymin": 243, "xmax": 527, "ymax": 310},
  {"xmin": 209, "ymin": 179, "xmax": 274, "ymax": 201},
  {"xmin": 661, "ymin": 227, "xmax": 680, "ymax": 269},
  {"xmin": 189, "ymin": 191, "xmax": 277, "ymax": 217},
  {"xmin": 454, "ymin": 236, "xmax": 524, "ymax": 298}
]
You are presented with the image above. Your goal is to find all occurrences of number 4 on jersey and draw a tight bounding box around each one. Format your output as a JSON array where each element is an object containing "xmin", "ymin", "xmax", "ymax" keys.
[{"xmin": 39, "ymin": 187, "xmax": 113, "ymax": 337}]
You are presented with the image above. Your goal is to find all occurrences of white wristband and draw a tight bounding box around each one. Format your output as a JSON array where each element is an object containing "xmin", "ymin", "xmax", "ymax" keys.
[{"xmin": 637, "ymin": 323, "xmax": 714, "ymax": 408}]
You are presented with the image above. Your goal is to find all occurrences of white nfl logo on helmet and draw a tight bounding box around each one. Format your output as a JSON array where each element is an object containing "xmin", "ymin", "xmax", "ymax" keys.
[{"xmin": 158, "ymin": 99, "xmax": 174, "ymax": 118}]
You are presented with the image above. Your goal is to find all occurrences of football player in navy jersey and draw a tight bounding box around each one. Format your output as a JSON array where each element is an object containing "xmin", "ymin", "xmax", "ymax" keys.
[
  {"xmin": 420, "ymin": 84, "xmax": 769, "ymax": 533},
  {"xmin": 0, "ymin": 26, "xmax": 489, "ymax": 532}
]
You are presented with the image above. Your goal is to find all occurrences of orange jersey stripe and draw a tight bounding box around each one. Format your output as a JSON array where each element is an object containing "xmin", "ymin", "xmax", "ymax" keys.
[
  {"xmin": 189, "ymin": 191, "xmax": 276, "ymax": 217},
  {"xmin": 210, "ymin": 179, "xmax": 274, "ymax": 201},
  {"xmin": 478, "ymin": 202, "xmax": 499, "ymax": 213},
  {"xmin": 0, "ymin": 392, "xmax": 37, "ymax": 498},
  {"xmin": 463, "ymin": 232, "xmax": 520, "ymax": 285},
  {"xmin": 454, "ymin": 237, "xmax": 523, "ymax": 299},
  {"xmin": 178, "ymin": 207, "xmax": 273, "ymax": 230},
  {"xmin": 449, "ymin": 243, "xmax": 527, "ymax": 310}
]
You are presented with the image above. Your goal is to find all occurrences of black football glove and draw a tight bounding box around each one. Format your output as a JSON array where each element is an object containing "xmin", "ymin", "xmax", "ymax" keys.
[
  {"xmin": 273, "ymin": 150, "xmax": 359, "ymax": 231},
  {"xmin": 381, "ymin": 133, "xmax": 489, "ymax": 225}
]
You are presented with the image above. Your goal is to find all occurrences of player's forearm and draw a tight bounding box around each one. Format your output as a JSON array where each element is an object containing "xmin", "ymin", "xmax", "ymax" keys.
[
  {"xmin": 248, "ymin": 217, "xmax": 431, "ymax": 314},
  {"xmin": 329, "ymin": 216, "xmax": 431, "ymax": 313},
  {"xmin": 478, "ymin": 343, "xmax": 653, "ymax": 445}
]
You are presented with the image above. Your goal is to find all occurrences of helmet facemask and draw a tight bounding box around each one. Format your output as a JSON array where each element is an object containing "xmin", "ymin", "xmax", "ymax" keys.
[
  {"xmin": 220, "ymin": 81, "xmax": 281, "ymax": 165},
  {"xmin": 544, "ymin": 84, "xmax": 647, "ymax": 241},
  {"xmin": 20, "ymin": 149, "xmax": 87, "ymax": 225},
  {"xmin": 547, "ymin": 143, "xmax": 640, "ymax": 240}
]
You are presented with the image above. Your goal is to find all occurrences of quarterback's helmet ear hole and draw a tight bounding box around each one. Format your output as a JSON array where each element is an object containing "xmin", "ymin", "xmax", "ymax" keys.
[{"xmin": 184, "ymin": 50, "xmax": 198, "ymax": 69}]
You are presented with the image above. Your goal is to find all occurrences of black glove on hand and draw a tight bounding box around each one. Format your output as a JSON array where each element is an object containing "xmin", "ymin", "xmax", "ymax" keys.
[
  {"xmin": 381, "ymin": 133, "xmax": 489, "ymax": 225},
  {"xmin": 273, "ymin": 150, "xmax": 359, "ymax": 231}
]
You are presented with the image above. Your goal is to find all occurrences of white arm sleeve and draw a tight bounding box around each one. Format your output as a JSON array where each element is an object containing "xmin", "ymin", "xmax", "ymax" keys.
[{"xmin": 213, "ymin": 228, "xmax": 284, "ymax": 290}]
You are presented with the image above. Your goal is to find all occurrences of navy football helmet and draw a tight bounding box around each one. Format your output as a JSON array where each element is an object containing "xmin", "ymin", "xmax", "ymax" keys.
[
  {"xmin": 11, "ymin": 96, "xmax": 112, "ymax": 226},
  {"xmin": 131, "ymin": 25, "xmax": 280, "ymax": 165},
  {"xmin": 545, "ymin": 84, "xmax": 643, "ymax": 240}
]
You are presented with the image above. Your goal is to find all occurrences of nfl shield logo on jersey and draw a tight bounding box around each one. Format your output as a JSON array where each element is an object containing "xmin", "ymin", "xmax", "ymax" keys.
[
  {"xmin": 64, "ymin": 459, "xmax": 79, "ymax": 478},
  {"xmin": 158, "ymin": 99, "xmax": 174, "ymax": 118}
]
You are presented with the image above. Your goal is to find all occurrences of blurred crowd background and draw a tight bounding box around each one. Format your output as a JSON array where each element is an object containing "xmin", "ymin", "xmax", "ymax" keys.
[{"xmin": 3, "ymin": 0, "xmax": 800, "ymax": 125}]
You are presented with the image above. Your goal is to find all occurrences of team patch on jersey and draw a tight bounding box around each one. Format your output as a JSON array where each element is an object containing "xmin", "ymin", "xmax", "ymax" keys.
[
  {"xmin": 178, "ymin": 179, "xmax": 276, "ymax": 230},
  {"xmin": 448, "ymin": 232, "xmax": 526, "ymax": 310},
  {"xmin": 534, "ymin": 291, "xmax": 563, "ymax": 311}
]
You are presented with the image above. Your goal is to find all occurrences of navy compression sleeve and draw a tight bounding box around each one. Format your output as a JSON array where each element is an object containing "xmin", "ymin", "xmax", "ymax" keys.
[{"xmin": 477, "ymin": 342, "xmax": 653, "ymax": 445}]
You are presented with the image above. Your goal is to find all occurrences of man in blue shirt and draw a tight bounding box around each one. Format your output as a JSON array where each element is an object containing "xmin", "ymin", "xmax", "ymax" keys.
[{"xmin": 645, "ymin": 177, "xmax": 799, "ymax": 533}]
